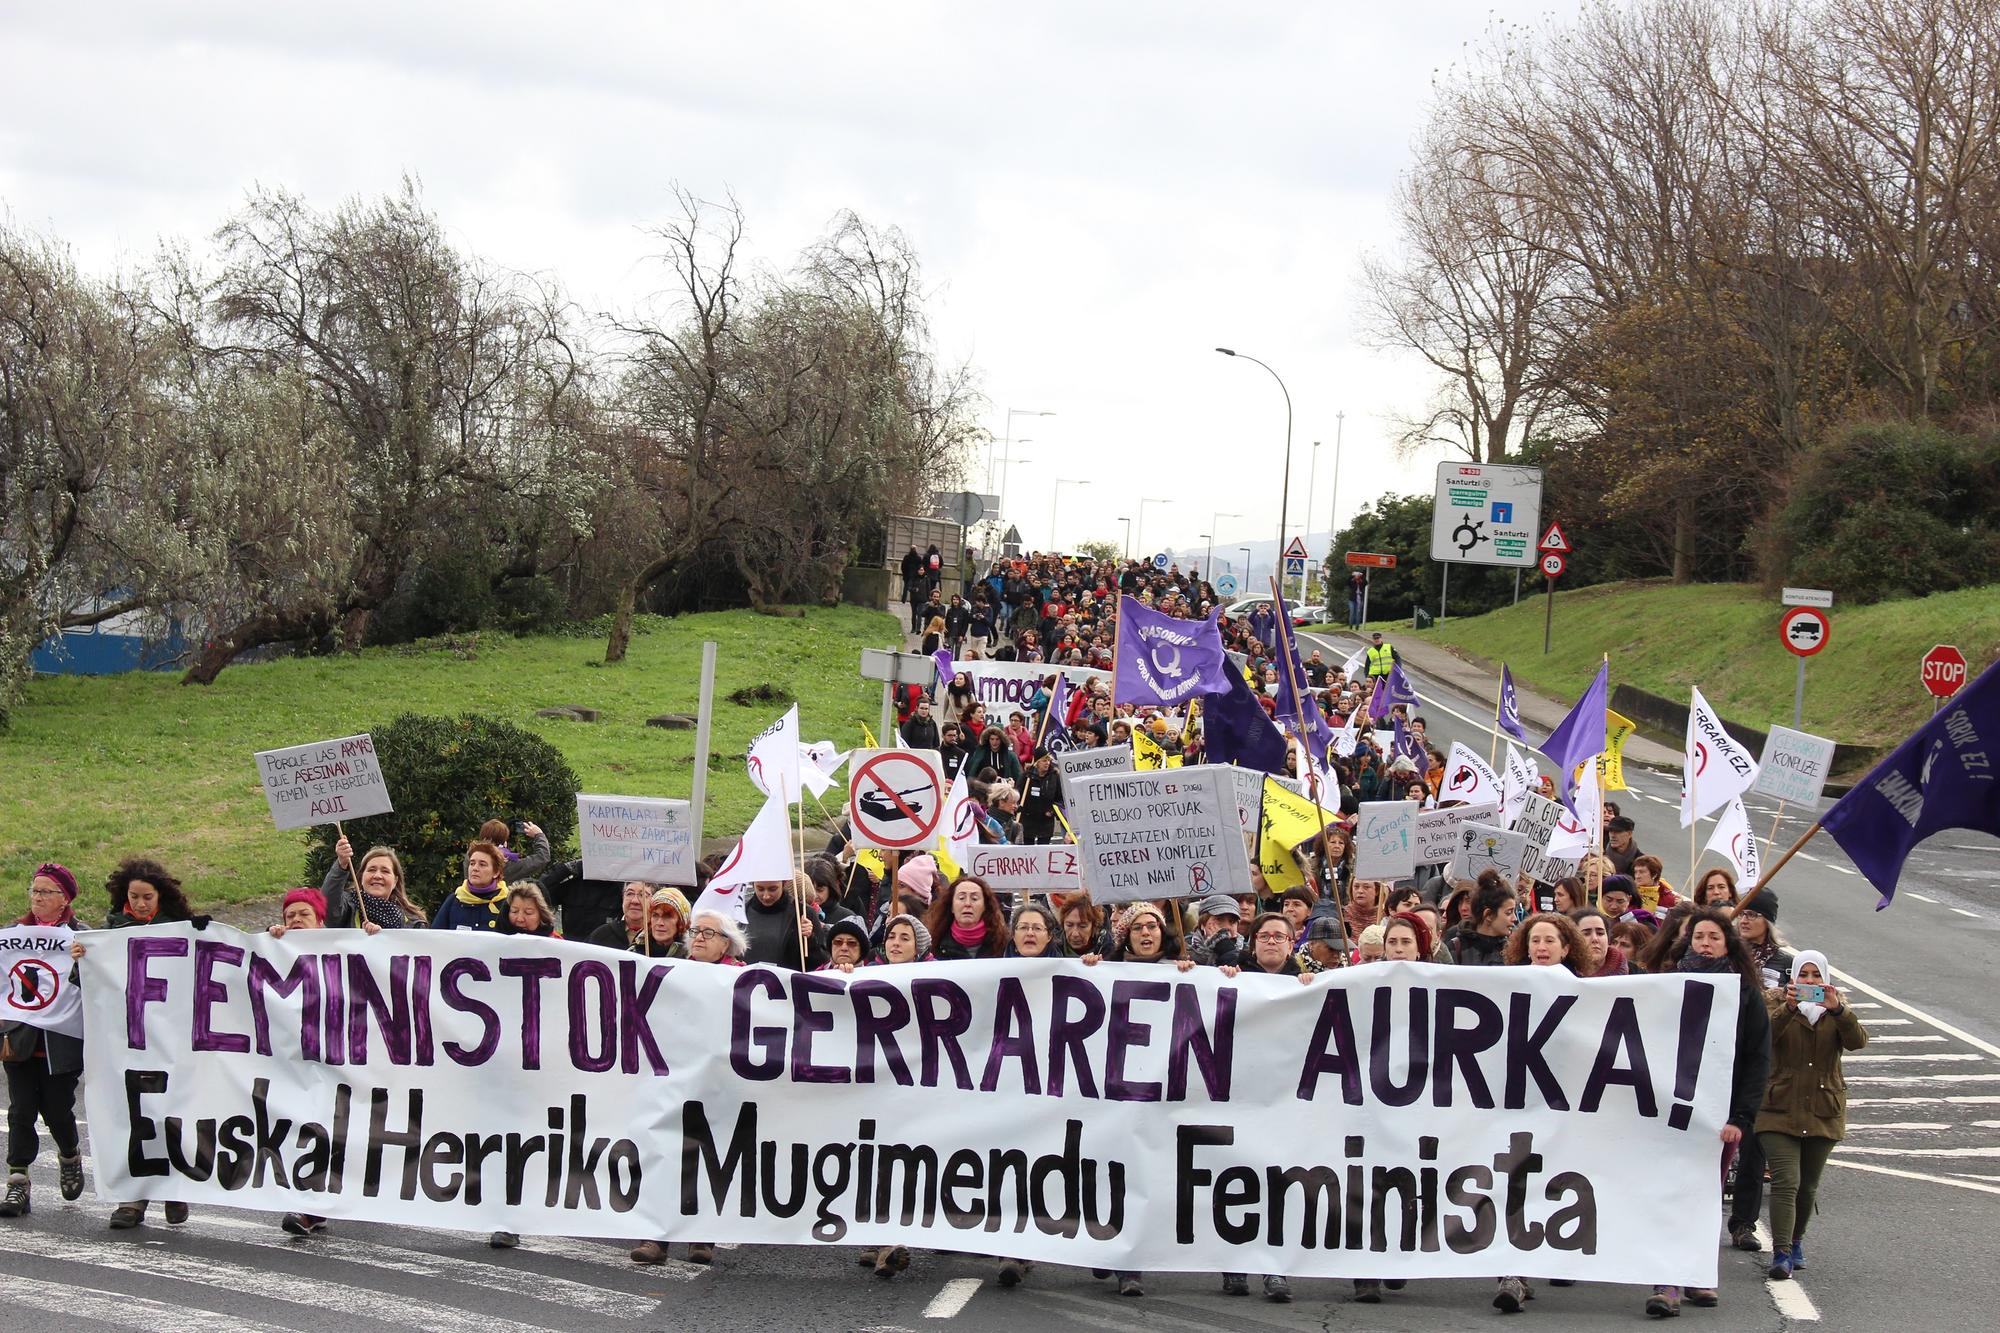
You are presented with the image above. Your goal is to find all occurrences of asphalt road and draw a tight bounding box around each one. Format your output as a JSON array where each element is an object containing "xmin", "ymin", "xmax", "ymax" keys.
[{"xmin": 4, "ymin": 639, "xmax": 1994, "ymax": 1331}]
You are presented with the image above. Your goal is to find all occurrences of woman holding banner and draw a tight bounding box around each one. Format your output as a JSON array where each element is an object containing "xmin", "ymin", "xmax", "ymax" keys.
[
  {"xmin": 630, "ymin": 887, "xmax": 691, "ymax": 958},
  {"xmin": 323, "ymin": 837, "xmax": 426, "ymax": 930},
  {"xmin": 924, "ymin": 876, "xmax": 1010, "ymax": 960},
  {"xmin": 430, "ymin": 841, "xmax": 510, "ymax": 932},
  {"xmin": 1, "ymin": 864, "xmax": 86, "ymax": 1221}
]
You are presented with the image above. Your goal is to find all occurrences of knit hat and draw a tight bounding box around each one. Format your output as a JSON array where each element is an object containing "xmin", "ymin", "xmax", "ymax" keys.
[
  {"xmin": 1196, "ymin": 892, "xmax": 1241, "ymax": 921},
  {"xmin": 32, "ymin": 862, "xmax": 79, "ymax": 902},
  {"xmin": 884, "ymin": 912, "xmax": 932, "ymax": 958},
  {"xmin": 281, "ymin": 887, "xmax": 328, "ymax": 923},
  {"xmin": 1388, "ymin": 909, "xmax": 1434, "ymax": 959},
  {"xmin": 649, "ymin": 886, "xmax": 692, "ymax": 920},
  {"xmin": 1112, "ymin": 902, "xmax": 1167, "ymax": 948},
  {"xmin": 1739, "ymin": 889, "xmax": 1778, "ymax": 922},
  {"xmin": 825, "ymin": 917, "xmax": 871, "ymax": 954},
  {"xmin": 896, "ymin": 854, "xmax": 938, "ymax": 904}
]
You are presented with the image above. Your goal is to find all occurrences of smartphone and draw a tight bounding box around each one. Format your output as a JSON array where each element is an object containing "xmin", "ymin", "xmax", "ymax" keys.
[{"xmin": 1794, "ymin": 983, "xmax": 1826, "ymax": 1005}]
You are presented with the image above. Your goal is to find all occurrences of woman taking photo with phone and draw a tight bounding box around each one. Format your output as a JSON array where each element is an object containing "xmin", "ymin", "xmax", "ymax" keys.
[{"xmin": 1757, "ymin": 949, "xmax": 1867, "ymax": 1281}]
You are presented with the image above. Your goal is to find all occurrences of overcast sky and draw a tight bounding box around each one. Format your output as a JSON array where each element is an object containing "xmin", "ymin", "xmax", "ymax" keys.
[{"xmin": 1, "ymin": 1, "xmax": 1553, "ymax": 568}]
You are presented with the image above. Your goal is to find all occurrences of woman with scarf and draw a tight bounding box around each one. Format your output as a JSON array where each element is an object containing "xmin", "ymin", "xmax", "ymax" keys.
[
  {"xmin": 1341, "ymin": 876, "xmax": 1382, "ymax": 947},
  {"xmin": 1733, "ymin": 890, "xmax": 1793, "ymax": 991},
  {"xmin": 429, "ymin": 841, "xmax": 510, "ymax": 932},
  {"xmin": 1570, "ymin": 908, "xmax": 1630, "ymax": 976},
  {"xmin": 322, "ymin": 838, "xmax": 426, "ymax": 930},
  {"xmin": 629, "ymin": 887, "xmax": 691, "ymax": 958},
  {"xmin": 1757, "ymin": 949, "xmax": 1866, "ymax": 1281},
  {"xmin": 989, "ymin": 902, "xmax": 1068, "ymax": 1288},
  {"xmin": 850, "ymin": 913, "xmax": 934, "ymax": 1280},
  {"xmin": 923, "ymin": 875, "xmax": 1010, "ymax": 960},
  {"xmin": 1450, "ymin": 878, "xmax": 1516, "ymax": 966},
  {"xmin": 1642, "ymin": 908, "xmax": 1772, "ymax": 1317},
  {"xmin": 1, "ymin": 864, "xmax": 87, "ymax": 1221}
]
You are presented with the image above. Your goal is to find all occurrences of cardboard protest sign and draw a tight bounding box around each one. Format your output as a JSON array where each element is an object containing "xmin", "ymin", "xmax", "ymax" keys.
[
  {"xmin": 1415, "ymin": 802, "xmax": 1500, "ymax": 865},
  {"xmin": 1512, "ymin": 792, "xmax": 1580, "ymax": 885},
  {"xmin": 1058, "ymin": 743, "xmax": 1134, "ymax": 787},
  {"xmin": 1459, "ymin": 822, "xmax": 1530, "ymax": 882},
  {"xmin": 576, "ymin": 795, "xmax": 696, "ymax": 886},
  {"xmin": 1751, "ymin": 726, "xmax": 1837, "ymax": 806},
  {"xmin": 1354, "ymin": 801, "xmax": 1418, "ymax": 879},
  {"xmin": 1070, "ymin": 764, "xmax": 1249, "ymax": 904},
  {"xmin": 965, "ymin": 844, "xmax": 1084, "ymax": 894},
  {"xmin": 254, "ymin": 734, "xmax": 394, "ymax": 831}
]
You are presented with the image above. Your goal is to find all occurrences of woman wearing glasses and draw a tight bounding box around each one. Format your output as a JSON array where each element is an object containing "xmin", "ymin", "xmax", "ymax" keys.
[{"xmin": 1, "ymin": 864, "xmax": 86, "ymax": 1221}]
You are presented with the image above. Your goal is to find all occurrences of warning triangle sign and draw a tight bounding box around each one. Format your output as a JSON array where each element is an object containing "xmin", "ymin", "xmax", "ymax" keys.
[
  {"xmin": 1538, "ymin": 522, "xmax": 1571, "ymax": 553},
  {"xmin": 1282, "ymin": 536, "xmax": 1309, "ymax": 559}
]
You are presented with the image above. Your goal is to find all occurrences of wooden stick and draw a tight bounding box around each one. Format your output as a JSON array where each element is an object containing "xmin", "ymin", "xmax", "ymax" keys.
[
  {"xmin": 1270, "ymin": 576, "xmax": 1351, "ymax": 957},
  {"xmin": 1730, "ymin": 822, "xmax": 1823, "ymax": 919},
  {"xmin": 1488, "ymin": 675, "xmax": 1503, "ymax": 769}
]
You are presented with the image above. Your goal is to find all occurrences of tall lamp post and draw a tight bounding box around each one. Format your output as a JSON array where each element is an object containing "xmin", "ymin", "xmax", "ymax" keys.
[
  {"xmin": 1239, "ymin": 547, "xmax": 1253, "ymax": 587},
  {"xmin": 1050, "ymin": 479, "xmax": 1088, "ymax": 553},
  {"xmin": 1302, "ymin": 439, "xmax": 1320, "ymax": 603},
  {"xmin": 1136, "ymin": 497, "xmax": 1171, "ymax": 559},
  {"xmin": 986, "ymin": 408, "xmax": 1054, "ymax": 492},
  {"xmin": 1326, "ymin": 411, "xmax": 1345, "ymax": 565},
  {"xmin": 1215, "ymin": 348, "xmax": 1293, "ymax": 575},
  {"xmin": 1206, "ymin": 512, "xmax": 1242, "ymax": 583},
  {"xmin": 998, "ymin": 443, "xmax": 1032, "ymax": 546},
  {"xmin": 1117, "ymin": 516, "xmax": 1132, "ymax": 560}
]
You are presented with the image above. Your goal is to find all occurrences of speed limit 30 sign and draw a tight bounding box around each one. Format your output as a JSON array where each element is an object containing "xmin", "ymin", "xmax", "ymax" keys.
[{"xmin": 1539, "ymin": 551, "xmax": 1566, "ymax": 578}]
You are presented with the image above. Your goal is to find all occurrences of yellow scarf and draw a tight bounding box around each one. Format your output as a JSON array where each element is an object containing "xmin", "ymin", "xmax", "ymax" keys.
[{"xmin": 454, "ymin": 878, "xmax": 509, "ymax": 908}]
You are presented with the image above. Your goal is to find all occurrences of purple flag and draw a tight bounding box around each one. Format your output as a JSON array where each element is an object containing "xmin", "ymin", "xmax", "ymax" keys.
[
  {"xmin": 1039, "ymin": 671, "xmax": 1075, "ymax": 753},
  {"xmin": 1114, "ymin": 595, "xmax": 1229, "ymax": 705},
  {"xmin": 1537, "ymin": 661, "xmax": 1608, "ymax": 821},
  {"xmin": 1822, "ymin": 659, "xmax": 2000, "ymax": 909},
  {"xmin": 932, "ymin": 648, "xmax": 955, "ymax": 688},
  {"xmin": 1367, "ymin": 659, "xmax": 1420, "ymax": 720},
  {"xmin": 1201, "ymin": 663, "xmax": 1289, "ymax": 774},
  {"xmin": 1269, "ymin": 589, "xmax": 1337, "ymax": 762},
  {"xmin": 1498, "ymin": 665, "xmax": 1529, "ymax": 742}
]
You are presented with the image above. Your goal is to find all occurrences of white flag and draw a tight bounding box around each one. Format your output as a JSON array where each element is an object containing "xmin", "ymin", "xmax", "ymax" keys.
[
  {"xmin": 1681, "ymin": 687, "xmax": 1760, "ymax": 827},
  {"xmin": 797, "ymin": 741, "xmax": 848, "ymax": 799},
  {"xmin": 1332, "ymin": 710, "xmax": 1359, "ymax": 759},
  {"xmin": 1549, "ymin": 755, "xmax": 1601, "ymax": 859},
  {"xmin": 1703, "ymin": 797, "xmax": 1763, "ymax": 888},
  {"xmin": 0, "ymin": 923, "xmax": 82, "ymax": 1038},
  {"xmin": 1502, "ymin": 744, "xmax": 1538, "ymax": 826},
  {"xmin": 944, "ymin": 765, "xmax": 980, "ymax": 869},
  {"xmin": 1440, "ymin": 742, "xmax": 1503, "ymax": 808},
  {"xmin": 1342, "ymin": 647, "xmax": 1368, "ymax": 682},
  {"xmin": 700, "ymin": 789, "xmax": 794, "ymax": 917},
  {"xmin": 748, "ymin": 705, "xmax": 802, "ymax": 802}
]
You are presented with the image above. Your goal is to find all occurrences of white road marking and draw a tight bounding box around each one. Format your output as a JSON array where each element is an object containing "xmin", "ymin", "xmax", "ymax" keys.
[
  {"xmin": 1867, "ymin": 1034, "xmax": 1948, "ymax": 1043},
  {"xmin": 186, "ymin": 1212, "xmax": 645, "ymax": 1319},
  {"xmin": 0, "ymin": 1272, "xmax": 295, "ymax": 1333},
  {"xmin": 1908, "ymin": 893, "xmax": 1940, "ymax": 903},
  {"xmin": 1950, "ymin": 908, "xmax": 1983, "ymax": 918},
  {"xmin": 1829, "ymin": 1158, "xmax": 2000, "ymax": 1196},
  {"xmin": 1848, "ymin": 1121, "xmax": 1952, "ymax": 1131},
  {"xmin": 1862, "ymin": 1017, "xmax": 1910, "ymax": 1024},
  {"xmin": 1827, "ymin": 865, "xmax": 1858, "ymax": 875},
  {"xmin": 923, "ymin": 1277, "xmax": 985, "ymax": 1318},
  {"xmin": 1753, "ymin": 1222, "xmax": 1820, "ymax": 1322},
  {"xmin": 0, "ymin": 1229, "xmax": 556, "ymax": 1333},
  {"xmin": 1836, "ymin": 1144, "xmax": 2000, "ymax": 1158},
  {"xmin": 1849, "ymin": 1073, "xmax": 2000, "ymax": 1084},
  {"xmin": 1845, "ymin": 1053, "xmax": 1986, "ymax": 1063},
  {"xmin": 1798, "ymin": 852, "xmax": 1821, "ymax": 862},
  {"xmin": 1849, "ymin": 1095, "xmax": 2000, "ymax": 1106},
  {"xmin": 1828, "ymin": 966, "xmax": 2000, "ymax": 1061}
]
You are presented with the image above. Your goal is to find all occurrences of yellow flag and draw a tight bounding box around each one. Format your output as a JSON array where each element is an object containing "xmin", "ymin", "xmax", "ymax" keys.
[
  {"xmin": 1179, "ymin": 700, "xmax": 1200, "ymax": 749},
  {"xmin": 1256, "ymin": 785, "xmax": 1310, "ymax": 892},
  {"xmin": 860, "ymin": 843, "xmax": 961, "ymax": 884},
  {"xmin": 1601, "ymin": 709, "xmax": 1636, "ymax": 791},
  {"xmin": 860, "ymin": 721, "xmax": 880, "ymax": 749},
  {"xmin": 1260, "ymin": 776, "xmax": 1338, "ymax": 850},
  {"xmin": 1133, "ymin": 729, "xmax": 1168, "ymax": 770}
]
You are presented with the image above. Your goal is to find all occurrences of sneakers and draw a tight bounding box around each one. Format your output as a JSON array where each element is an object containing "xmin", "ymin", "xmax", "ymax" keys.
[
  {"xmin": 1789, "ymin": 1239, "xmax": 1806, "ymax": 1271},
  {"xmin": 1221, "ymin": 1273, "xmax": 1249, "ymax": 1296},
  {"xmin": 58, "ymin": 1156, "xmax": 84, "ymax": 1202},
  {"xmin": 1494, "ymin": 1276, "xmax": 1531, "ymax": 1313},
  {"xmin": 489, "ymin": 1231, "xmax": 519, "ymax": 1249},
  {"xmin": 0, "ymin": 1175, "xmax": 28, "ymax": 1218},
  {"xmin": 1768, "ymin": 1250, "xmax": 1794, "ymax": 1281},
  {"xmin": 280, "ymin": 1213, "xmax": 326, "ymax": 1236},
  {"xmin": 997, "ymin": 1259, "xmax": 1027, "ymax": 1288},
  {"xmin": 1686, "ymin": 1288, "xmax": 1718, "ymax": 1307},
  {"xmin": 164, "ymin": 1201, "xmax": 189, "ymax": 1224},
  {"xmin": 1728, "ymin": 1221, "xmax": 1761, "ymax": 1252},
  {"xmin": 1118, "ymin": 1275, "xmax": 1144, "ymax": 1298},
  {"xmin": 108, "ymin": 1202, "xmax": 147, "ymax": 1229},
  {"xmin": 1646, "ymin": 1285, "xmax": 1682, "ymax": 1318},
  {"xmin": 686, "ymin": 1243, "xmax": 714, "ymax": 1265},
  {"xmin": 1352, "ymin": 1279, "xmax": 1382, "ymax": 1303},
  {"xmin": 630, "ymin": 1240, "xmax": 668, "ymax": 1264},
  {"xmin": 1263, "ymin": 1275, "xmax": 1291, "ymax": 1303}
]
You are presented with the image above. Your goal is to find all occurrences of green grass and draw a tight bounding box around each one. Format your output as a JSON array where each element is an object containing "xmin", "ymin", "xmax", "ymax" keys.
[
  {"xmin": 1384, "ymin": 579, "xmax": 1998, "ymax": 751},
  {"xmin": 1, "ymin": 606, "xmax": 902, "ymax": 920}
]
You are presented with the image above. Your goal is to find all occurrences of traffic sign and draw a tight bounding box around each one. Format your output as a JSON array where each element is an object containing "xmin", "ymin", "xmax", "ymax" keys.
[
  {"xmin": 1782, "ymin": 587, "xmax": 1833, "ymax": 608},
  {"xmin": 1282, "ymin": 536, "xmax": 1309, "ymax": 559},
  {"xmin": 1922, "ymin": 644, "xmax": 1968, "ymax": 698},
  {"xmin": 1538, "ymin": 522, "xmax": 1571, "ymax": 553},
  {"xmin": 1283, "ymin": 557, "xmax": 1307, "ymax": 577},
  {"xmin": 1779, "ymin": 606, "xmax": 1830, "ymax": 657},
  {"xmin": 848, "ymin": 748, "xmax": 947, "ymax": 850},
  {"xmin": 1151, "ymin": 552, "xmax": 1170, "ymax": 571},
  {"xmin": 1539, "ymin": 551, "xmax": 1566, "ymax": 578},
  {"xmin": 1430, "ymin": 461, "xmax": 1545, "ymax": 568},
  {"xmin": 1213, "ymin": 573, "xmax": 1238, "ymax": 595},
  {"xmin": 1344, "ymin": 551, "xmax": 1397, "ymax": 568}
]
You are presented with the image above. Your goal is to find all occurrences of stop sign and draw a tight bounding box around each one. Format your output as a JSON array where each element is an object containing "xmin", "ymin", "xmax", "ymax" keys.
[{"xmin": 1922, "ymin": 644, "xmax": 1968, "ymax": 698}]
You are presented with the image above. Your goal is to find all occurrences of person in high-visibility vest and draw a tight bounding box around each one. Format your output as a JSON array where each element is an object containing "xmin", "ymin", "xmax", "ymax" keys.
[{"xmin": 1365, "ymin": 631, "xmax": 1396, "ymax": 680}]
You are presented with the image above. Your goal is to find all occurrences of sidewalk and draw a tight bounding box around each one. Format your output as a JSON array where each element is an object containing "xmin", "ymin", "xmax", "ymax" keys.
[{"xmin": 1307, "ymin": 627, "xmax": 1684, "ymax": 772}]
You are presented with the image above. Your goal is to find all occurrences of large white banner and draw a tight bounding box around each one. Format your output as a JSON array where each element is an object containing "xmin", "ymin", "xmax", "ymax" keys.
[
  {"xmin": 951, "ymin": 661, "xmax": 1110, "ymax": 716},
  {"xmin": 81, "ymin": 926, "xmax": 1736, "ymax": 1284}
]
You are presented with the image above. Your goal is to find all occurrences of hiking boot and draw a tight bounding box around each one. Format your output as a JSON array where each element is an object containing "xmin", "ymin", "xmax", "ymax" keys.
[
  {"xmin": 1768, "ymin": 1250, "xmax": 1794, "ymax": 1281},
  {"xmin": 1384, "ymin": 1279, "xmax": 1407, "ymax": 1291},
  {"xmin": 630, "ymin": 1240, "xmax": 667, "ymax": 1264},
  {"xmin": 489, "ymin": 1231, "xmax": 518, "ymax": 1249},
  {"xmin": 164, "ymin": 1201, "xmax": 189, "ymax": 1224},
  {"xmin": 1789, "ymin": 1239, "xmax": 1806, "ymax": 1271},
  {"xmin": 1352, "ymin": 1278, "xmax": 1382, "ymax": 1303},
  {"xmin": 687, "ymin": 1243, "xmax": 714, "ymax": 1265},
  {"xmin": 997, "ymin": 1259, "xmax": 1026, "ymax": 1287},
  {"xmin": 109, "ymin": 1202, "xmax": 147, "ymax": 1229},
  {"xmin": 874, "ymin": 1245, "xmax": 910, "ymax": 1278},
  {"xmin": 862, "ymin": 1247, "xmax": 884, "ymax": 1267},
  {"xmin": 0, "ymin": 1175, "xmax": 28, "ymax": 1218},
  {"xmin": 1221, "ymin": 1273, "xmax": 1249, "ymax": 1296},
  {"xmin": 58, "ymin": 1156, "xmax": 84, "ymax": 1202},
  {"xmin": 1646, "ymin": 1285, "xmax": 1681, "ymax": 1318},
  {"xmin": 1118, "ymin": 1275, "xmax": 1144, "ymax": 1298},
  {"xmin": 1263, "ymin": 1275, "xmax": 1291, "ymax": 1303},
  {"xmin": 1729, "ymin": 1221, "xmax": 1760, "ymax": 1252},
  {"xmin": 1686, "ymin": 1288, "xmax": 1718, "ymax": 1307},
  {"xmin": 280, "ymin": 1212, "xmax": 326, "ymax": 1236},
  {"xmin": 1494, "ymin": 1276, "xmax": 1530, "ymax": 1313}
]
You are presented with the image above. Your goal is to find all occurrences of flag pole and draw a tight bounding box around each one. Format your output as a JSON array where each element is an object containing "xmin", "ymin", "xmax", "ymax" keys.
[
  {"xmin": 1488, "ymin": 674, "xmax": 1503, "ymax": 769},
  {"xmin": 1592, "ymin": 653, "xmax": 1609, "ymax": 909},
  {"xmin": 1730, "ymin": 822, "xmax": 1823, "ymax": 919},
  {"xmin": 1270, "ymin": 575, "xmax": 1351, "ymax": 958}
]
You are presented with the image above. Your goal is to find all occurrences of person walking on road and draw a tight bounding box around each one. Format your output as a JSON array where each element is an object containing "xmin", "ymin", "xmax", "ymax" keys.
[
  {"xmin": 2, "ymin": 864, "xmax": 86, "ymax": 1222},
  {"xmin": 1757, "ymin": 948, "xmax": 1866, "ymax": 1282},
  {"xmin": 1364, "ymin": 631, "xmax": 1396, "ymax": 680}
]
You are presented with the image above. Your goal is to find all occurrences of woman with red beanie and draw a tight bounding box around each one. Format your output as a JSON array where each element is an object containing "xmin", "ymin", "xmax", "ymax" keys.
[{"xmin": 1, "ymin": 864, "xmax": 85, "ymax": 1221}]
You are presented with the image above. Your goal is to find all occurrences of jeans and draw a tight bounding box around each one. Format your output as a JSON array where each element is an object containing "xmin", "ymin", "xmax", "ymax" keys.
[
  {"xmin": 5, "ymin": 1060, "xmax": 81, "ymax": 1170},
  {"xmin": 1760, "ymin": 1131, "xmax": 1837, "ymax": 1244}
]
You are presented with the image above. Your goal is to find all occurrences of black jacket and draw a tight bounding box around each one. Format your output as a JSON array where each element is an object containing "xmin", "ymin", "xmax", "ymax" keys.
[
  {"xmin": 901, "ymin": 716, "xmax": 941, "ymax": 750},
  {"xmin": 1728, "ymin": 976, "xmax": 1775, "ymax": 1134},
  {"xmin": 1452, "ymin": 930, "xmax": 1511, "ymax": 966},
  {"xmin": 743, "ymin": 891, "xmax": 827, "ymax": 971},
  {"xmin": 539, "ymin": 860, "xmax": 627, "ymax": 941},
  {"xmin": 1020, "ymin": 768, "xmax": 1063, "ymax": 821}
]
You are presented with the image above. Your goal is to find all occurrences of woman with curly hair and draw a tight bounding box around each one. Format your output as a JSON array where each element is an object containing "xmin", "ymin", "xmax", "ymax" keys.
[
  {"xmin": 923, "ymin": 875, "xmax": 1011, "ymax": 960},
  {"xmin": 1503, "ymin": 911, "xmax": 1590, "ymax": 974}
]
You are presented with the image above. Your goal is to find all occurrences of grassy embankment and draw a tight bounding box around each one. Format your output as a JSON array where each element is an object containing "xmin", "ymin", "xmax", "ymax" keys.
[{"xmin": 1, "ymin": 607, "xmax": 901, "ymax": 919}]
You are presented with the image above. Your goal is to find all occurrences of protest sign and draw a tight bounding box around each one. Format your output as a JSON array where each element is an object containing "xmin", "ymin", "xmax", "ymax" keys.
[
  {"xmin": 1512, "ymin": 792, "xmax": 1579, "ymax": 885},
  {"xmin": 1751, "ymin": 726, "xmax": 1837, "ymax": 806},
  {"xmin": 965, "ymin": 843, "xmax": 1084, "ymax": 894},
  {"xmin": 83, "ymin": 925, "xmax": 1736, "ymax": 1284},
  {"xmin": 576, "ymin": 795, "xmax": 696, "ymax": 886},
  {"xmin": 1459, "ymin": 822, "xmax": 1530, "ymax": 882},
  {"xmin": 254, "ymin": 734, "xmax": 394, "ymax": 831},
  {"xmin": 951, "ymin": 661, "xmax": 1110, "ymax": 715},
  {"xmin": 1, "ymin": 923, "xmax": 82, "ymax": 1038},
  {"xmin": 1070, "ymin": 764, "xmax": 1250, "ymax": 903},
  {"xmin": 1058, "ymin": 743, "xmax": 1134, "ymax": 787},
  {"xmin": 1415, "ymin": 802, "xmax": 1500, "ymax": 865},
  {"xmin": 1354, "ymin": 801, "xmax": 1418, "ymax": 879}
]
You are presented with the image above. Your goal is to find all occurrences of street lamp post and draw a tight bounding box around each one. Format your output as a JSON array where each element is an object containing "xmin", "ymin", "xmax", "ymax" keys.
[
  {"xmin": 1050, "ymin": 479, "xmax": 1088, "ymax": 552},
  {"xmin": 1239, "ymin": 547, "xmax": 1253, "ymax": 587},
  {"xmin": 987, "ymin": 407, "xmax": 1054, "ymax": 493},
  {"xmin": 1303, "ymin": 439, "xmax": 1320, "ymax": 603},
  {"xmin": 1327, "ymin": 412, "xmax": 1344, "ymax": 564},
  {"xmin": 1136, "ymin": 497, "xmax": 1171, "ymax": 560},
  {"xmin": 1198, "ymin": 534, "xmax": 1212, "ymax": 580},
  {"xmin": 1207, "ymin": 512, "xmax": 1242, "ymax": 583},
  {"xmin": 998, "ymin": 442, "xmax": 1032, "ymax": 546},
  {"xmin": 1215, "ymin": 348, "xmax": 1293, "ymax": 586},
  {"xmin": 1117, "ymin": 516, "xmax": 1132, "ymax": 560}
]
